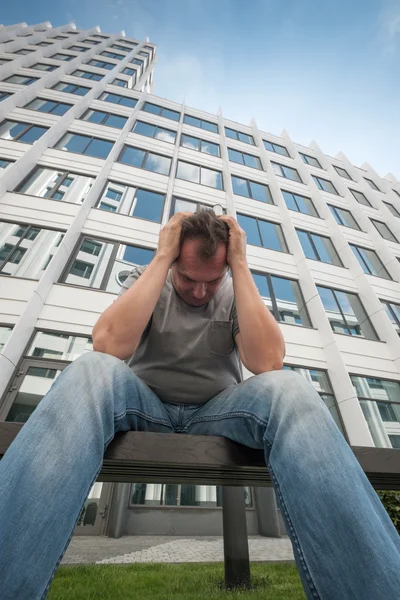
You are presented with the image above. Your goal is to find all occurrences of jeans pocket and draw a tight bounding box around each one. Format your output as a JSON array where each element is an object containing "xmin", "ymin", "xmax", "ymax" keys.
[{"xmin": 208, "ymin": 321, "xmax": 234, "ymax": 356}]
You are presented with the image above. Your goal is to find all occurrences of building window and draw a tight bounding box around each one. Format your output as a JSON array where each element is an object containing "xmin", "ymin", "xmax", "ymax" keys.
[
  {"xmin": 24, "ymin": 98, "xmax": 72, "ymax": 116},
  {"xmin": 263, "ymin": 140, "xmax": 289, "ymax": 157},
  {"xmin": 0, "ymin": 221, "xmax": 63, "ymax": 279},
  {"xmin": 69, "ymin": 45, "xmax": 89, "ymax": 52},
  {"xmin": 111, "ymin": 44, "xmax": 129, "ymax": 52},
  {"xmin": 0, "ymin": 325, "xmax": 13, "ymax": 352},
  {"xmin": 13, "ymin": 49, "xmax": 34, "ymax": 55},
  {"xmin": 381, "ymin": 300, "xmax": 400, "ymax": 336},
  {"xmin": 16, "ymin": 167, "xmax": 93, "ymax": 204},
  {"xmin": 283, "ymin": 365, "xmax": 345, "ymax": 436},
  {"xmin": 317, "ymin": 286, "xmax": 378, "ymax": 340},
  {"xmin": 82, "ymin": 39, "xmax": 101, "ymax": 45},
  {"xmin": 364, "ymin": 177, "xmax": 380, "ymax": 192},
  {"xmin": 296, "ymin": 230, "xmax": 343, "ymax": 266},
  {"xmin": 101, "ymin": 50, "xmax": 124, "ymax": 60},
  {"xmin": 99, "ymin": 92, "xmax": 137, "ymax": 108},
  {"xmin": 271, "ymin": 162, "xmax": 302, "ymax": 183},
  {"xmin": 180, "ymin": 134, "xmax": 219, "ymax": 157},
  {"xmin": 184, "ymin": 115, "xmax": 218, "ymax": 133},
  {"xmin": 81, "ymin": 109, "xmax": 127, "ymax": 129},
  {"xmin": 228, "ymin": 148, "xmax": 262, "ymax": 170},
  {"xmin": 251, "ymin": 270, "xmax": 311, "ymax": 327},
  {"xmin": 142, "ymin": 102, "xmax": 180, "ymax": 122},
  {"xmin": 29, "ymin": 63, "xmax": 57, "ymax": 72},
  {"xmin": 96, "ymin": 182, "xmax": 165, "ymax": 223},
  {"xmin": 61, "ymin": 236, "xmax": 155, "ymax": 293},
  {"xmin": 170, "ymin": 197, "xmax": 225, "ymax": 217},
  {"xmin": 4, "ymin": 331, "xmax": 93, "ymax": 422},
  {"xmin": 118, "ymin": 39, "xmax": 137, "ymax": 46},
  {"xmin": 87, "ymin": 59, "xmax": 114, "ymax": 70},
  {"xmin": 50, "ymin": 53, "xmax": 74, "ymax": 61},
  {"xmin": 176, "ymin": 161, "xmax": 223, "ymax": 189},
  {"xmin": 71, "ymin": 70, "xmax": 103, "ymax": 81},
  {"xmin": 224, "ymin": 127, "xmax": 254, "ymax": 145},
  {"xmin": 350, "ymin": 244, "xmax": 392, "ymax": 280},
  {"xmin": 350, "ymin": 189, "xmax": 371, "ymax": 207},
  {"xmin": 237, "ymin": 214, "xmax": 288, "ymax": 253},
  {"xmin": 132, "ymin": 121, "xmax": 176, "ymax": 144},
  {"xmin": 112, "ymin": 78, "xmax": 129, "ymax": 88},
  {"xmin": 334, "ymin": 166, "xmax": 352, "ymax": 180},
  {"xmin": 132, "ymin": 58, "xmax": 144, "ymax": 67},
  {"xmin": 231, "ymin": 176, "xmax": 273, "ymax": 204},
  {"xmin": 281, "ymin": 190, "xmax": 319, "ymax": 217},
  {"xmin": 4, "ymin": 75, "xmax": 38, "ymax": 85},
  {"xmin": 130, "ymin": 484, "xmax": 252, "ymax": 507},
  {"xmin": 0, "ymin": 159, "xmax": 12, "ymax": 169},
  {"xmin": 53, "ymin": 82, "xmax": 90, "ymax": 96},
  {"xmin": 54, "ymin": 134, "xmax": 114, "ymax": 159},
  {"xmin": 118, "ymin": 146, "xmax": 171, "ymax": 175},
  {"xmin": 370, "ymin": 219, "xmax": 398, "ymax": 242},
  {"xmin": 0, "ymin": 92, "xmax": 11, "ymax": 102},
  {"xmin": 299, "ymin": 153, "xmax": 322, "ymax": 168},
  {"xmin": 0, "ymin": 121, "xmax": 48, "ymax": 144},
  {"xmin": 122, "ymin": 67, "xmax": 137, "ymax": 77},
  {"xmin": 350, "ymin": 375, "xmax": 400, "ymax": 449},
  {"xmin": 383, "ymin": 201, "xmax": 400, "ymax": 218},
  {"xmin": 328, "ymin": 205, "xmax": 361, "ymax": 230},
  {"xmin": 312, "ymin": 175, "xmax": 339, "ymax": 195}
]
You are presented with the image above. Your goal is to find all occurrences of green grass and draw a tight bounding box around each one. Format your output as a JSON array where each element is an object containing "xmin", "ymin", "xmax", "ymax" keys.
[{"xmin": 48, "ymin": 562, "xmax": 306, "ymax": 600}]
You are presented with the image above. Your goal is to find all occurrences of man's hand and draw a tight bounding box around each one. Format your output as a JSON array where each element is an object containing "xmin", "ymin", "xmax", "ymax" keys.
[
  {"xmin": 218, "ymin": 215, "xmax": 247, "ymax": 267},
  {"xmin": 157, "ymin": 212, "xmax": 192, "ymax": 265}
]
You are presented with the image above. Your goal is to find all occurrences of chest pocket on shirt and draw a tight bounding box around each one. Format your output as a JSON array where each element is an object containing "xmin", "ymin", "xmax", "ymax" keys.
[{"xmin": 208, "ymin": 321, "xmax": 234, "ymax": 356}]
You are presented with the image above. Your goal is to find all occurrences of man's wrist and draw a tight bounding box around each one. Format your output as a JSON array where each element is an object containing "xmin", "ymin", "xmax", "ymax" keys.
[
  {"xmin": 230, "ymin": 258, "xmax": 248, "ymax": 273},
  {"xmin": 154, "ymin": 250, "xmax": 175, "ymax": 268}
]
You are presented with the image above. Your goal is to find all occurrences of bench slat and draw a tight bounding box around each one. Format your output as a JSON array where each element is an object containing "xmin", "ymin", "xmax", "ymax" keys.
[{"xmin": 1, "ymin": 422, "xmax": 399, "ymax": 489}]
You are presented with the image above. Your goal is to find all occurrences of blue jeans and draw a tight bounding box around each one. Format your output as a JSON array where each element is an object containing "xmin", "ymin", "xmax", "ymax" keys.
[{"xmin": 0, "ymin": 352, "xmax": 399, "ymax": 599}]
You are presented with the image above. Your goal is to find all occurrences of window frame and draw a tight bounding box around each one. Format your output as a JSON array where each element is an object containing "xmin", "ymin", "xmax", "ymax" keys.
[
  {"xmin": 95, "ymin": 180, "xmax": 166, "ymax": 222},
  {"xmin": 117, "ymin": 145, "xmax": 172, "ymax": 176},
  {"xmin": 175, "ymin": 160, "xmax": 223, "ymax": 190},
  {"xmin": 4, "ymin": 75, "xmax": 39, "ymax": 86},
  {"xmin": 370, "ymin": 218, "xmax": 398, "ymax": 242},
  {"xmin": 228, "ymin": 148, "xmax": 262, "ymax": 170},
  {"xmin": 364, "ymin": 177, "xmax": 380, "ymax": 192},
  {"xmin": 132, "ymin": 120, "xmax": 177, "ymax": 144},
  {"xmin": 328, "ymin": 204, "xmax": 361, "ymax": 231},
  {"xmin": 317, "ymin": 284, "xmax": 379, "ymax": 341},
  {"xmin": 52, "ymin": 82, "xmax": 90, "ymax": 96},
  {"xmin": 281, "ymin": 189, "xmax": 319, "ymax": 218},
  {"xmin": 251, "ymin": 269, "xmax": 312, "ymax": 328},
  {"xmin": 334, "ymin": 165, "xmax": 353, "ymax": 180},
  {"xmin": 299, "ymin": 153, "xmax": 322, "ymax": 168},
  {"xmin": 142, "ymin": 102, "xmax": 180, "ymax": 121},
  {"xmin": 23, "ymin": 98, "xmax": 73, "ymax": 115},
  {"xmin": 59, "ymin": 234, "xmax": 155, "ymax": 292},
  {"xmin": 71, "ymin": 69, "xmax": 103, "ymax": 81},
  {"xmin": 382, "ymin": 201, "xmax": 400, "ymax": 218},
  {"xmin": 98, "ymin": 92, "xmax": 138, "ymax": 107},
  {"xmin": 15, "ymin": 166, "xmax": 93, "ymax": 202},
  {"xmin": 0, "ymin": 120, "xmax": 48, "ymax": 144},
  {"xmin": 87, "ymin": 59, "xmax": 115, "ymax": 70},
  {"xmin": 231, "ymin": 175, "xmax": 273, "ymax": 204},
  {"xmin": 271, "ymin": 161, "xmax": 303, "ymax": 183},
  {"xmin": 184, "ymin": 114, "xmax": 218, "ymax": 133},
  {"xmin": 237, "ymin": 213, "xmax": 288, "ymax": 253},
  {"xmin": 179, "ymin": 133, "xmax": 220, "ymax": 157},
  {"xmin": 224, "ymin": 127, "xmax": 255, "ymax": 145},
  {"xmin": 80, "ymin": 108, "xmax": 128, "ymax": 129},
  {"xmin": 296, "ymin": 229, "xmax": 344, "ymax": 266},
  {"xmin": 54, "ymin": 133, "xmax": 114, "ymax": 158},
  {"xmin": 349, "ymin": 244, "xmax": 392, "ymax": 280},
  {"xmin": 381, "ymin": 300, "xmax": 400, "ymax": 335},
  {"xmin": 349, "ymin": 189, "xmax": 372, "ymax": 207},
  {"xmin": 312, "ymin": 175, "xmax": 339, "ymax": 195},
  {"xmin": 169, "ymin": 196, "xmax": 226, "ymax": 219},
  {"xmin": 263, "ymin": 140, "xmax": 290, "ymax": 157},
  {"xmin": 50, "ymin": 53, "xmax": 75, "ymax": 61}
]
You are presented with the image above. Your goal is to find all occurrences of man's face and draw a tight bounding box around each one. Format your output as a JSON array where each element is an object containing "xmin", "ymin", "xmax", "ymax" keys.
[{"xmin": 171, "ymin": 239, "xmax": 228, "ymax": 306}]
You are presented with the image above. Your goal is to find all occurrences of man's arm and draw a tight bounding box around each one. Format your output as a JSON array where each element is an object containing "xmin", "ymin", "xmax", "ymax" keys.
[
  {"xmin": 92, "ymin": 212, "xmax": 192, "ymax": 359},
  {"xmin": 219, "ymin": 215, "xmax": 286, "ymax": 374}
]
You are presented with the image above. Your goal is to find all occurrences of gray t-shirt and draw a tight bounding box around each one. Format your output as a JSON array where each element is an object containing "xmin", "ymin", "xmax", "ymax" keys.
[{"xmin": 118, "ymin": 265, "xmax": 242, "ymax": 405}]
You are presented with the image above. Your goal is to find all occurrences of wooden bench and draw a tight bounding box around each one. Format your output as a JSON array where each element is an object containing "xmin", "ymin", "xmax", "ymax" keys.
[{"xmin": 1, "ymin": 422, "xmax": 400, "ymax": 589}]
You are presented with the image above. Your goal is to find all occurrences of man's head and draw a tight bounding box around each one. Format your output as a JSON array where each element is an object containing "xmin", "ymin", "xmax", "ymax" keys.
[{"xmin": 171, "ymin": 210, "xmax": 230, "ymax": 306}]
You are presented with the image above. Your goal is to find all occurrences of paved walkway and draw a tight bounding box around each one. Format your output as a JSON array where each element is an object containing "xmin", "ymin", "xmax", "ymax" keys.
[{"xmin": 62, "ymin": 536, "xmax": 295, "ymax": 565}]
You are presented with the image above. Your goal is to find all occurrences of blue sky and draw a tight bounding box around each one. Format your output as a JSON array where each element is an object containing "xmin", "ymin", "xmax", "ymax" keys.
[{"xmin": 3, "ymin": 0, "xmax": 400, "ymax": 178}]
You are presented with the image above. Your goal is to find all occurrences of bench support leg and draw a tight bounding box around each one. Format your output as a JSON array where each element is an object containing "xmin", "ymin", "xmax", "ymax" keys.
[{"xmin": 222, "ymin": 486, "xmax": 251, "ymax": 589}]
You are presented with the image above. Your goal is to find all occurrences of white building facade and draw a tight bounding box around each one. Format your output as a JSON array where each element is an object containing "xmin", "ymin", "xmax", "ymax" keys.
[{"xmin": 1, "ymin": 19, "xmax": 400, "ymax": 538}]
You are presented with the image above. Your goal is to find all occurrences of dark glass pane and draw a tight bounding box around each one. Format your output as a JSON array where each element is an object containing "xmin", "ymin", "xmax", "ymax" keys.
[
  {"xmin": 119, "ymin": 146, "xmax": 145, "ymax": 167},
  {"xmin": 123, "ymin": 245, "xmax": 155, "ymax": 265},
  {"xmin": 243, "ymin": 154, "xmax": 260, "ymax": 169},
  {"xmin": 52, "ymin": 102, "xmax": 71, "ymax": 116},
  {"xmin": 184, "ymin": 115, "xmax": 201, "ymax": 128},
  {"xmin": 162, "ymin": 108, "xmax": 180, "ymax": 121},
  {"xmin": 202, "ymin": 120, "xmax": 218, "ymax": 133},
  {"xmin": 294, "ymin": 194, "xmax": 318, "ymax": 217},
  {"xmin": 282, "ymin": 191, "xmax": 298, "ymax": 211},
  {"xmin": 249, "ymin": 181, "xmax": 272, "ymax": 203},
  {"xmin": 237, "ymin": 214, "xmax": 261, "ymax": 246},
  {"xmin": 271, "ymin": 276, "xmax": 310, "ymax": 326},
  {"xmin": 231, "ymin": 176, "xmax": 249, "ymax": 197},
  {"xmin": 258, "ymin": 220, "xmax": 286, "ymax": 252},
  {"xmin": 297, "ymin": 230, "xmax": 316, "ymax": 259},
  {"xmin": 58, "ymin": 133, "xmax": 89, "ymax": 153},
  {"xmin": 85, "ymin": 110, "xmax": 107, "ymax": 124},
  {"xmin": 143, "ymin": 102, "xmax": 161, "ymax": 115},
  {"xmin": 228, "ymin": 148, "xmax": 244, "ymax": 164},
  {"xmin": 225, "ymin": 128, "xmax": 237, "ymax": 139},
  {"xmin": 252, "ymin": 272, "xmax": 270, "ymax": 298},
  {"xmin": 19, "ymin": 126, "xmax": 47, "ymax": 143},
  {"xmin": 311, "ymin": 234, "xmax": 341, "ymax": 265},
  {"xmin": 85, "ymin": 138, "xmax": 113, "ymax": 159},
  {"xmin": 132, "ymin": 189, "xmax": 164, "ymax": 223},
  {"xmin": 133, "ymin": 121, "xmax": 156, "ymax": 137},
  {"xmin": 237, "ymin": 132, "xmax": 253, "ymax": 144},
  {"xmin": 181, "ymin": 134, "xmax": 200, "ymax": 151},
  {"xmin": 120, "ymin": 97, "xmax": 137, "ymax": 108},
  {"xmin": 201, "ymin": 140, "xmax": 219, "ymax": 156}
]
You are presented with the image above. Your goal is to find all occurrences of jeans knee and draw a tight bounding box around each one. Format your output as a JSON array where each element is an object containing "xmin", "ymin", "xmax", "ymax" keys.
[{"xmin": 253, "ymin": 369, "xmax": 322, "ymax": 410}]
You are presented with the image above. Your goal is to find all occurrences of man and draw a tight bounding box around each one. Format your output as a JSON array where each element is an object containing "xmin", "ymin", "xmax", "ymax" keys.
[{"xmin": 0, "ymin": 211, "xmax": 399, "ymax": 600}]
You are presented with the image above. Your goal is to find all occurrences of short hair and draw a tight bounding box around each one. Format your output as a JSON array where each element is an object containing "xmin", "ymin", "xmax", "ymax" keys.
[{"xmin": 180, "ymin": 209, "xmax": 229, "ymax": 261}]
